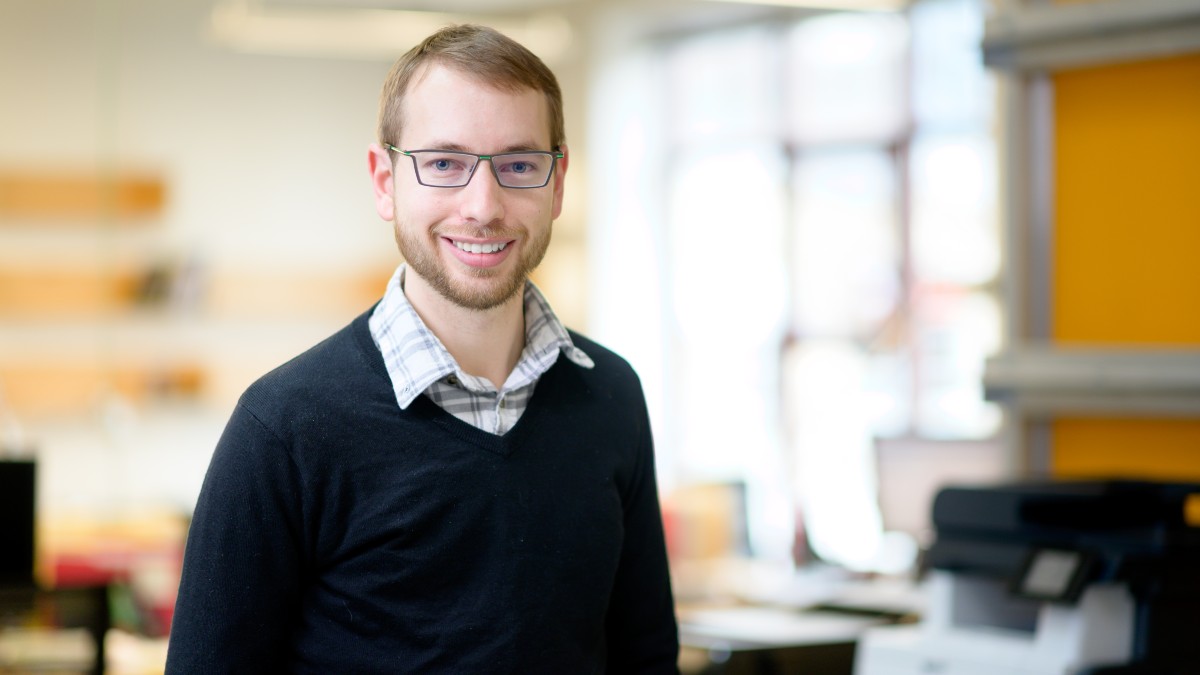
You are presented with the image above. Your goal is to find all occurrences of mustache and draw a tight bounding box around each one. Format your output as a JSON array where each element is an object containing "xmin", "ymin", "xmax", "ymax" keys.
[{"xmin": 434, "ymin": 223, "xmax": 516, "ymax": 239}]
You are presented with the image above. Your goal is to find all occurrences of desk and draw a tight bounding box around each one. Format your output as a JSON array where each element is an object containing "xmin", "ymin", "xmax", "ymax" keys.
[
  {"xmin": 0, "ymin": 584, "xmax": 109, "ymax": 675},
  {"xmin": 679, "ymin": 607, "xmax": 886, "ymax": 675}
]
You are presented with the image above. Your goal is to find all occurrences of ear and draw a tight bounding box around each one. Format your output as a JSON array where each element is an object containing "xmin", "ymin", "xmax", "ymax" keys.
[
  {"xmin": 551, "ymin": 143, "xmax": 569, "ymax": 221},
  {"xmin": 368, "ymin": 142, "xmax": 396, "ymax": 222}
]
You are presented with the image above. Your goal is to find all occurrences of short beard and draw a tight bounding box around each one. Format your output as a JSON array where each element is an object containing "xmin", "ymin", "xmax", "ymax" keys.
[{"xmin": 393, "ymin": 219, "xmax": 551, "ymax": 311}]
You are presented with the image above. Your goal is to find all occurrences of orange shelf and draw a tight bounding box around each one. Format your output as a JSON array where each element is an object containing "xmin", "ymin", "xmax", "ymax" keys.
[{"xmin": 0, "ymin": 171, "xmax": 165, "ymax": 222}]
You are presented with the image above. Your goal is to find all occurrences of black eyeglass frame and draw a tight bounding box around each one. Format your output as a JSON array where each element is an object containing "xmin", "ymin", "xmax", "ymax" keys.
[{"xmin": 385, "ymin": 144, "xmax": 564, "ymax": 189}]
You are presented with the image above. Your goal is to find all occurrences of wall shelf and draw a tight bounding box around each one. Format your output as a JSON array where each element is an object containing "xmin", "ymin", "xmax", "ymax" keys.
[
  {"xmin": 984, "ymin": 347, "xmax": 1200, "ymax": 416},
  {"xmin": 983, "ymin": 0, "xmax": 1200, "ymax": 71},
  {"xmin": 0, "ymin": 171, "xmax": 165, "ymax": 222}
]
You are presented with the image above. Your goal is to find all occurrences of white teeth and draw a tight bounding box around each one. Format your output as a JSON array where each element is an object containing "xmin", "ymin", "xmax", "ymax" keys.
[{"xmin": 454, "ymin": 241, "xmax": 508, "ymax": 254}]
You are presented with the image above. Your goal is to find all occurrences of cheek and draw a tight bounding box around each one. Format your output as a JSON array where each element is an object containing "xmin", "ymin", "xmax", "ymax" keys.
[
  {"xmin": 394, "ymin": 188, "xmax": 448, "ymax": 225},
  {"xmin": 518, "ymin": 193, "xmax": 555, "ymax": 220}
]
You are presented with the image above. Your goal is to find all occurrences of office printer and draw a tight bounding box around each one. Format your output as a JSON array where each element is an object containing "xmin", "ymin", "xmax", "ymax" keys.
[{"xmin": 855, "ymin": 480, "xmax": 1200, "ymax": 675}]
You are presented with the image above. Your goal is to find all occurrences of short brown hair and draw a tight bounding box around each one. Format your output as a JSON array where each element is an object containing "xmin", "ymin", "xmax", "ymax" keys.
[{"xmin": 377, "ymin": 24, "xmax": 565, "ymax": 151}]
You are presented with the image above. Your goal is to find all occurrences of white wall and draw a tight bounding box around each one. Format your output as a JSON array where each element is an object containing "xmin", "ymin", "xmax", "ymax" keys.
[
  {"xmin": 1, "ymin": 0, "xmax": 408, "ymax": 516},
  {"xmin": 0, "ymin": 0, "xmax": 394, "ymax": 271}
]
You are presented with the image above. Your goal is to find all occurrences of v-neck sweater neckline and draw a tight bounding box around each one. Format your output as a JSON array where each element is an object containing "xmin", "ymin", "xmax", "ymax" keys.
[{"xmin": 352, "ymin": 306, "xmax": 552, "ymax": 456}]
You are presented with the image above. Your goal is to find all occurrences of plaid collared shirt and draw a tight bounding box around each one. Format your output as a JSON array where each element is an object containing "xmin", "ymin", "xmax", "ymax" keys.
[{"xmin": 368, "ymin": 264, "xmax": 594, "ymax": 435}]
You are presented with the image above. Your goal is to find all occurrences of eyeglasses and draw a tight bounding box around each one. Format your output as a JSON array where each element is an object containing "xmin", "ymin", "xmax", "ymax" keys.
[{"xmin": 386, "ymin": 144, "xmax": 564, "ymax": 189}]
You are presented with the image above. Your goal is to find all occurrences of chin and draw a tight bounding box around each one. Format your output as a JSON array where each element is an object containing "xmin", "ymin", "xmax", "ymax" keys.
[{"xmin": 422, "ymin": 263, "xmax": 528, "ymax": 311}]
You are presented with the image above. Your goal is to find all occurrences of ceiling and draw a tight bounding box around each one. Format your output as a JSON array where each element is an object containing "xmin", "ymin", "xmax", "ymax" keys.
[{"xmin": 207, "ymin": 0, "xmax": 900, "ymax": 62}]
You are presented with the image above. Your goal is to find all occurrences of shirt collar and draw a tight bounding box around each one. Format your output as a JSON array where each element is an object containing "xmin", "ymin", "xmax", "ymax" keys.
[{"xmin": 368, "ymin": 264, "xmax": 593, "ymax": 410}]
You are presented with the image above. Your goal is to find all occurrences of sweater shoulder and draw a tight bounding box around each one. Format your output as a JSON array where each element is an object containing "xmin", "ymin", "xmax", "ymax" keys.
[
  {"xmin": 238, "ymin": 308, "xmax": 386, "ymax": 424},
  {"xmin": 563, "ymin": 330, "xmax": 648, "ymax": 407},
  {"xmin": 568, "ymin": 330, "xmax": 636, "ymax": 379}
]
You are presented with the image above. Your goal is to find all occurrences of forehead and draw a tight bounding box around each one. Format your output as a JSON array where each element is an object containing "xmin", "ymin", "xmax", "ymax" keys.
[{"xmin": 400, "ymin": 63, "xmax": 551, "ymax": 149}]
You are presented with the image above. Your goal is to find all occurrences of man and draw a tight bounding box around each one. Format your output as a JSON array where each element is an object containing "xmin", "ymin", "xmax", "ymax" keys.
[{"xmin": 165, "ymin": 23, "xmax": 679, "ymax": 675}]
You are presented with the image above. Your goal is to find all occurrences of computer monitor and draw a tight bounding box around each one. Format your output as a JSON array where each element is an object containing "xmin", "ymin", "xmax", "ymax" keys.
[
  {"xmin": 874, "ymin": 437, "xmax": 1008, "ymax": 547},
  {"xmin": 0, "ymin": 460, "xmax": 36, "ymax": 586}
]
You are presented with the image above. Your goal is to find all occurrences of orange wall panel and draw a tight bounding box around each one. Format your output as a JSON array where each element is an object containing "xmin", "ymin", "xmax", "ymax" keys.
[
  {"xmin": 1052, "ymin": 53, "xmax": 1200, "ymax": 478},
  {"xmin": 1052, "ymin": 53, "xmax": 1200, "ymax": 345},
  {"xmin": 1051, "ymin": 418, "xmax": 1200, "ymax": 481}
]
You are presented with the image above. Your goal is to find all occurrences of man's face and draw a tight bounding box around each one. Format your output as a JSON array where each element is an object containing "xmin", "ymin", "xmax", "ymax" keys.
[{"xmin": 388, "ymin": 64, "xmax": 565, "ymax": 311}]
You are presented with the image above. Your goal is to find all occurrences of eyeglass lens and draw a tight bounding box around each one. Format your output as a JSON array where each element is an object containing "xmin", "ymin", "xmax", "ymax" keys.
[{"xmin": 409, "ymin": 151, "xmax": 555, "ymax": 188}]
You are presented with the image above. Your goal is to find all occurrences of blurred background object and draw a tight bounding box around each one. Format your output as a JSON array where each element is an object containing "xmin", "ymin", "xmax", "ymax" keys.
[{"xmin": 4, "ymin": 0, "xmax": 1200, "ymax": 673}]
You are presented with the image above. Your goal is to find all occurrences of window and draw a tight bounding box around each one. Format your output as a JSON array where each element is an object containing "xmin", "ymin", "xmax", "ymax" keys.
[{"xmin": 591, "ymin": 0, "xmax": 999, "ymax": 572}]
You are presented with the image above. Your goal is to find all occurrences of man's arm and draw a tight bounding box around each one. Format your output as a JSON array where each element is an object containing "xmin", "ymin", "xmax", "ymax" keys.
[
  {"xmin": 165, "ymin": 402, "xmax": 307, "ymax": 674},
  {"xmin": 604, "ymin": 404, "xmax": 680, "ymax": 675}
]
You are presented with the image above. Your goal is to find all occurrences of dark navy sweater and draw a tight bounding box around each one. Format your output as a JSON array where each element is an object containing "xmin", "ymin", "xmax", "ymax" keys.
[{"xmin": 165, "ymin": 309, "xmax": 679, "ymax": 674}]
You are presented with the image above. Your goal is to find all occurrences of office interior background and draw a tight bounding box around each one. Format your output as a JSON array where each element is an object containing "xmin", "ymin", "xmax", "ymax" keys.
[{"xmin": 2, "ymin": 0, "xmax": 1199, "ymax": 671}]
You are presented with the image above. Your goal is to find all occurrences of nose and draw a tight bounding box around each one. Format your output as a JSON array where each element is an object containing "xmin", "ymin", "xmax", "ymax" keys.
[{"xmin": 458, "ymin": 159, "xmax": 505, "ymax": 225}]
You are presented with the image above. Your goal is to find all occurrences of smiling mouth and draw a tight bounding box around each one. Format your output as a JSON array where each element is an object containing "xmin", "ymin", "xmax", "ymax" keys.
[{"xmin": 452, "ymin": 240, "xmax": 509, "ymax": 254}]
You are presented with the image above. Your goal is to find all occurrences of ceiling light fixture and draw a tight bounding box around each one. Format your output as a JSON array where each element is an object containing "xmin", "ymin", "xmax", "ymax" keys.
[
  {"xmin": 207, "ymin": 0, "xmax": 573, "ymax": 62},
  {"xmin": 699, "ymin": 0, "xmax": 906, "ymax": 11}
]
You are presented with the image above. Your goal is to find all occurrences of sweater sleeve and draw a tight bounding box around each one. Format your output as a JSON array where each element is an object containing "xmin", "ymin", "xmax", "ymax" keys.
[
  {"xmin": 165, "ymin": 401, "xmax": 307, "ymax": 674},
  {"xmin": 604, "ymin": 401, "xmax": 680, "ymax": 675}
]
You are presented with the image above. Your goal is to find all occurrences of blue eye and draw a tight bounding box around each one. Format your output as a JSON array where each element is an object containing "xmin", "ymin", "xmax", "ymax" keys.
[
  {"xmin": 509, "ymin": 162, "xmax": 531, "ymax": 174},
  {"xmin": 433, "ymin": 159, "xmax": 453, "ymax": 171}
]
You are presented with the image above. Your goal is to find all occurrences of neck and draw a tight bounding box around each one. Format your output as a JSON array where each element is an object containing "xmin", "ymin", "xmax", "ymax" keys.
[{"xmin": 403, "ymin": 271, "xmax": 526, "ymax": 390}]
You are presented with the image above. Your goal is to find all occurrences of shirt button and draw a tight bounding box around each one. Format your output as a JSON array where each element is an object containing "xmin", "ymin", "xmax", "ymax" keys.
[
  {"xmin": 498, "ymin": 397, "xmax": 506, "ymax": 408},
  {"xmin": 447, "ymin": 375, "xmax": 458, "ymax": 385}
]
